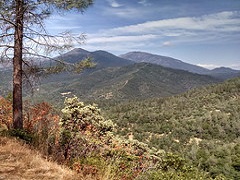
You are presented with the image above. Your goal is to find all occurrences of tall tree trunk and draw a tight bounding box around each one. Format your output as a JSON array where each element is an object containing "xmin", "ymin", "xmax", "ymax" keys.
[{"xmin": 13, "ymin": 0, "xmax": 24, "ymax": 129}]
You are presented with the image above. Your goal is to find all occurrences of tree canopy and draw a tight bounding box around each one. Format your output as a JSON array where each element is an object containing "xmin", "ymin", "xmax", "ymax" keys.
[
  {"xmin": 0, "ymin": 0, "xmax": 93, "ymax": 60},
  {"xmin": 0, "ymin": 0, "xmax": 94, "ymax": 129}
]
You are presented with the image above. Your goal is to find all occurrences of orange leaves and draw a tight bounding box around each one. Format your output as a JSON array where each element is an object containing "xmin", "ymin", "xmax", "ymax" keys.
[
  {"xmin": 0, "ymin": 97, "xmax": 59, "ymax": 134},
  {"xmin": 72, "ymin": 162, "xmax": 98, "ymax": 176},
  {"xmin": 0, "ymin": 97, "xmax": 59, "ymax": 136},
  {"xmin": 0, "ymin": 97, "xmax": 13, "ymax": 129},
  {"xmin": 23, "ymin": 101, "xmax": 60, "ymax": 135}
]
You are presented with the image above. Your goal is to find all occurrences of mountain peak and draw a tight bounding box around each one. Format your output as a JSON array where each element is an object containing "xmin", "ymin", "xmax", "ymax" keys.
[
  {"xmin": 120, "ymin": 51, "xmax": 210, "ymax": 74},
  {"xmin": 211, "ymin": 67, "xmax": 240, "ymax": 73},
  {"xmin": 66, "ymin": 48, "xmax": 90, "ymax": 55},
  {"xmin": 55, "ymin": 48, "xmax": 133, "ymax": 68}
]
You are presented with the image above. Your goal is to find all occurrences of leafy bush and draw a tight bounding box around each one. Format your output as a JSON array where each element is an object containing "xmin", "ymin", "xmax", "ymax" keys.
[
  {"xmin": 59, "ymin": 96, "xmax": 114, "ymax": 160},
  {"xmin": 8, "ymin": 128, "xmax": 34, "ymax": 143},
  {"xmin": 22, "ymin": 101, "xmax": 60, "ymax": 154}
]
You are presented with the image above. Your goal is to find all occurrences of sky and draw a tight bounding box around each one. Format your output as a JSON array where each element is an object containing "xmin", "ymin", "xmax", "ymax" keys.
[{"xmin": 44, "ymin": 0, "xmax": 240, "ymax": 70}]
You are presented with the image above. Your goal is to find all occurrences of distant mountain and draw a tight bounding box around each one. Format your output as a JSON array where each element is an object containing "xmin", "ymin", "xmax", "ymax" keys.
[
  {"xmin": 36, "ymin": 63, "xmax": 219, "ymax": 104},
  {"xmin": 120, "ymin": 51, "xmax": 210, "ymax": 74},
  {"xmin": 3, "ymin": 48, "xmax": 217, "ymax": 101},
  {"xmin": 1, "ymin": 48, "xmax": 236, "ymax": 103},
  {"xmin": 0, "ymin": 48, "xmax": 133, "ymax": 71},
  {"xmin": 211, "ymin": 67, "xmax": 239, "ymax": 74},
  {"xmin": 120, "ymin": 51, "xmax": 240, "ymax": 80},
  {"xmin": 207, "ymin": 67, "xmax": 240, "ymax": 80},
  {"xmin": 57, "ymin": 48, "xmax": 134, "ymax": 69},
  {"xmin": 0, "ymin": 58, "xmax": 12, "ymax": 70}
]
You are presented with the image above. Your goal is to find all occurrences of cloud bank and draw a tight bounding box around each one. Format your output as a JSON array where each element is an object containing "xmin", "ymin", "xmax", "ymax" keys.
[{"xmin": 86, "ymin": 11, "xmax": 240, "ymax": 49}]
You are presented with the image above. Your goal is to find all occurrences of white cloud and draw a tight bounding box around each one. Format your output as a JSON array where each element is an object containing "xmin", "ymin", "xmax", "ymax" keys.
[
  {"xmin": 106, "ymin": 0, "xmax": 123, "ymax": 8},
  {"xmin": 87, "ymin": 34, "xmax": 158, "ymax": 43},
  {"xmin": 89, "ymin": 10, "xmax": 240, "ymax": 48},
  {"xmin": 197, "ymin": 64, "xmax": 220, "ymax": 69},
  {"xmin": 197, "ymin": 63, "xmax": 240, "ymax": 70},
  {"xmin": 229, "ymin": 63, "xmax": 240, "ymax": 70},
  {"xmin": 138, "ymin": 0, "xmax": 151, "ymax": 6},
  {"xmin": 83, "ymin": 34, "xmax": 160, "ymax": 54},
  {"xmin": 162, "ymin": 41, "xmax": 173, "ymax": 47},
  {"xmin": 81, "ymin": 11, "xmax": 240, "ymax": 56},
  {"xmin": 82, "ymin": 41, "xmax": 147, "ymax": 55},
  {"xmin": 108, "ymin": 11, "xmax": 240, "ymax": 35},
  {"xmin": 103, "ymin": 6, "xmax": 142, "ymax": 19}
]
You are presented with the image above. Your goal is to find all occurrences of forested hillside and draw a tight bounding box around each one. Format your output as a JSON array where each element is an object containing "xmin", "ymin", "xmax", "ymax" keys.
[
  {"xmin": 0, "ymin": 70, "xmax": 12, "ymax": 95},
  {"xmin": 1, "ymin": 74, "xmax": 239, "ymax": 179},
  {"xmin": 27, "ymin": 63, "xmax": 219, "ymax": 106},
  {"xmin": 0, "ymin": 96, "xmax": 214, "ymax": 180},
  {"xmin": 1, "ymin": 47, "xmax": 239, "ymax": 179},
  {"xmin": 104, "ymin": 77, "xmax": 240, "ymax": 179}
]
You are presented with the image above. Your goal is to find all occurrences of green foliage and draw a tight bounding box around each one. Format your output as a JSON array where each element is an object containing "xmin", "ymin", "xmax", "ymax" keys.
[
  {"xmin": 137, "ymin": 170, "xmax": 209, "ymax": 180},
  {"xmin": 59, "ymin": 96, "xmax": 114, "ymax": 160},
  {"xmin": 60, "ymin": 96, "xmax": 114, "ymax": 135},
  {"xmin": 47, "ymin": 0, "xmax": 94, "ymax": 11},
  {"xmin": 136, "ymin": 153, "xmax": 212, "ymax": 180},
  {"xmin": 8, "ymin": 129, "xmax": 35, "ymax": 143},
  {"xmin": 103, "ymin": 77, "xmax": 240, "ymax": 179},
  {"xmin": 57, "ymin": 96, "xmax": 212, "ymax": 179},
  {"xmin": 2, "ymin": 93, "xmax": 226, "ymax": 179},
  {"xmin": 45, "ymin": 57, "xmax": 96, "ymax": 75}
]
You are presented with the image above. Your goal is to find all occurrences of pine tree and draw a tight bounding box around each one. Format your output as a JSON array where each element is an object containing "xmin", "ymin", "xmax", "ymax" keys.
[{"xmin": 0, "ymin": 0, "xmax": 93, "ymax": 129}]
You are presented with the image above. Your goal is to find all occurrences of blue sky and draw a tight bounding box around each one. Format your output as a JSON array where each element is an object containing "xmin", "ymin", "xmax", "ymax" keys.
[{"xmin": 45, "ymin": 0, "xmax": 240, "ymax": 70}]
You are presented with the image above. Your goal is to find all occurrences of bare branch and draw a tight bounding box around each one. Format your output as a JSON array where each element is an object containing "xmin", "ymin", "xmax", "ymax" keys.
[
  {"xmin": 24, "ymin": 34, "xmax": 59, "ymax": 49},
  {"xmin": 0, "ymin": 44, "xmax": 14, "ymax": 48},
  {"xmin": 0, "ymin": 33, "xmax": 14, "ymax": 38},
  {"xmin": 0, "ymin": 13, "xmax": 16, "ymax": 27}
]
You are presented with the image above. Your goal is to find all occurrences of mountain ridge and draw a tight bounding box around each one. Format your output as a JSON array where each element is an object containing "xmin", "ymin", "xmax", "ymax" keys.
[
  {"xmin": 57, "ymin": 48, "xmax": 239, "ymax": 80},
  {"xmin": 1, "ymin": 48, "xmax": 238, "ymax": 101},
  {"xmin": 120, "ymin": 51, "xmax": 240, "ymax": 79},
  {"xmin": 120, "ymin": 51, "xmax": 210, "ymax": 74},
  {"xmin": 57, "ymin": 48, "xmax": 134, "ymax": 69},
  {"xmin": 36, "ymin": 62, "xmax": 219, "ymax": 105},
  {"xmin": 1, "ymin": 48, "xmax": 239, "ymax": 76}
]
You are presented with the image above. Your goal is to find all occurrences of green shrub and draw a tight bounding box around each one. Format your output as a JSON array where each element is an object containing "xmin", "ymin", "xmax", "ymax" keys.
[{"xmin": 59, "ymin": 96, "xmax": 114, "ymax": 160}]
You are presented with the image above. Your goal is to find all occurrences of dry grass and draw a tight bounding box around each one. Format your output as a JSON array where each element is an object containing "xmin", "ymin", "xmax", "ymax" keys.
[{"xmin": 0, "ymin": 136, "xmax": 87, "ymax": 180}]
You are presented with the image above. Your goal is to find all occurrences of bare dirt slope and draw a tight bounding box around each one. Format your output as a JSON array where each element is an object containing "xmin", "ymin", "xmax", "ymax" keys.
[{"xmin": 0, "ymin": 137, "xmax": 83, "ymax": 180}]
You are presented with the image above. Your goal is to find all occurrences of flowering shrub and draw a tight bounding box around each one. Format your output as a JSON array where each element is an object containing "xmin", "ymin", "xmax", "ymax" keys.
[{"xmin": 59, "ymin": 96, "xmax": 114, "ymax": 160}]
